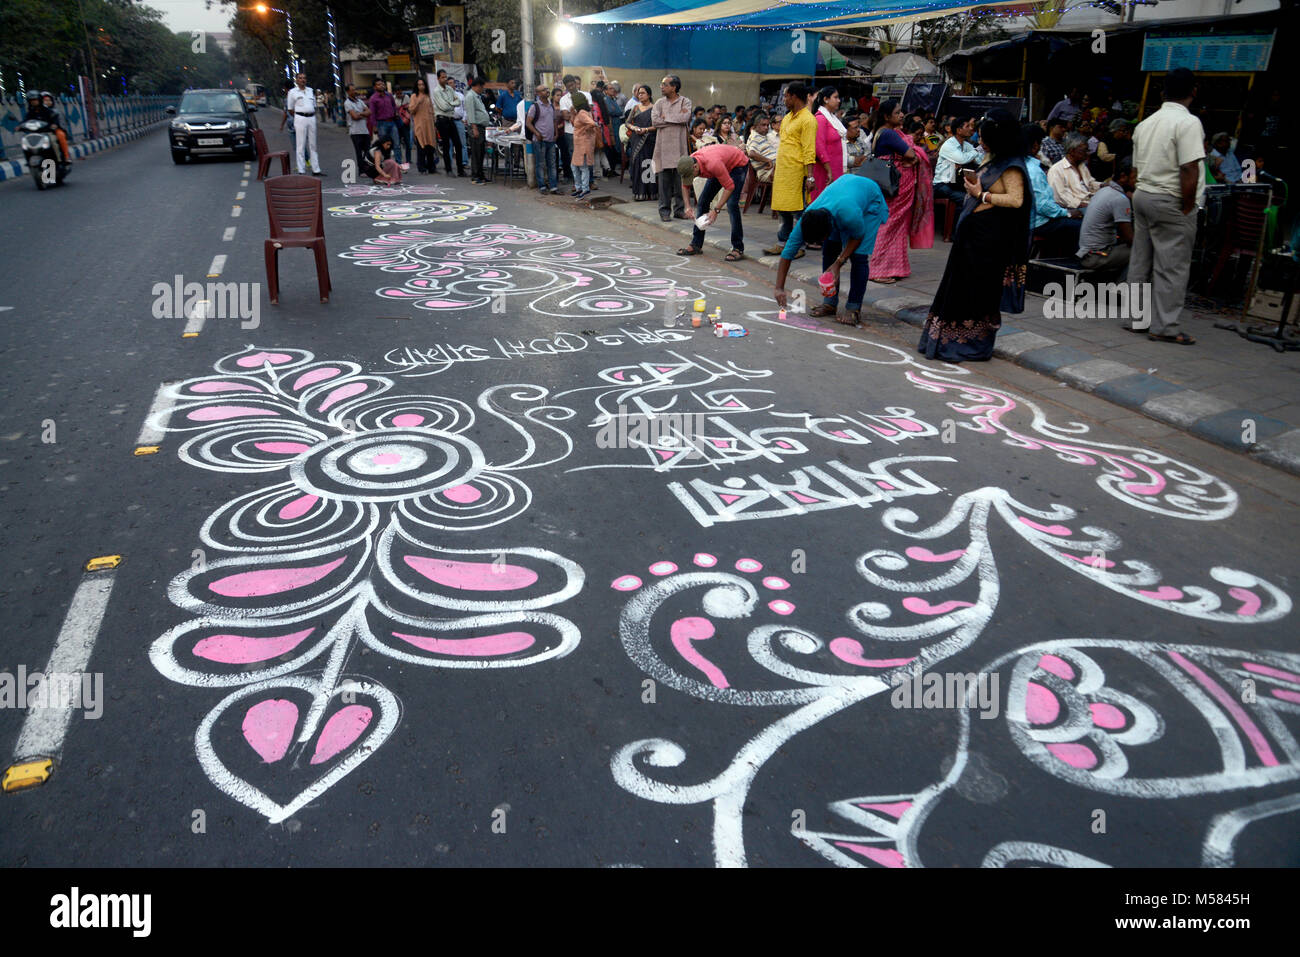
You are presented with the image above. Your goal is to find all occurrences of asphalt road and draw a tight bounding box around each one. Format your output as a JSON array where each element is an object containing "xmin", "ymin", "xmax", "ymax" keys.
[{"xmin": 0, "ymin": 124, "xmax": 1297, "ymax": 868}]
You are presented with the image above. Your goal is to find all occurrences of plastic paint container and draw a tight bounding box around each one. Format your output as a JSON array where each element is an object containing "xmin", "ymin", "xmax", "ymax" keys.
[{"xmin": 693, "ymin": 299, "xmax": 707, "ymax": 313}]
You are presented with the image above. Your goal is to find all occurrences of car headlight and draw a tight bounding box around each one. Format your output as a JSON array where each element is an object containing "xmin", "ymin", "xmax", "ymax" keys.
[
  {"xmin": 231, "ymin": 120, "xmax": 246, "ymax": 130},
  {"xmin": 171, "ymin": 120, "xmax": 190, "ymax": 132}
]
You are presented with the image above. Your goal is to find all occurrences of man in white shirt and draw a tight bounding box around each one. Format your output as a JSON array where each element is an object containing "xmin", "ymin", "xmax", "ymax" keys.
[
  {"xmin": 932, "ymin": 115, "xmax": 976, "ymax": 202},
  {"xmin": 1047, "ymin": 133, "xmax": 1099, "ymax": 209},
  {"xmin": 1128, "ymin": 67, "xmax": 1204, "ymax": 343},
  {"xmin": 558, "ymin": 74, "xmax": 580, "ymax": 184},
  {"xmin": 285, "ymin": 72, "xmax": 326, "ymax": 177}
]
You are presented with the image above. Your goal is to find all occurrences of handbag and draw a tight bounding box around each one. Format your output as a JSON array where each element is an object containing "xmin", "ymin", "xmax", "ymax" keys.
[{"xmin": 856, "ymin": 154, "xmax": 900, "ymax": 197}]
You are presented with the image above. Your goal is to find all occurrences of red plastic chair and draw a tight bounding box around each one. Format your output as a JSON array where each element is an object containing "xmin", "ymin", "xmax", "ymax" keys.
[
  {"xmin": 253, "ymin": 127, "xmax": 289, "ymax": 180},
  {"xmin": 933, "ymin": 196, "xmax": 957, "ymax": 242},
  {"xmin": 1209, "ymin": 190, "xmax": 1270, "ymax": 293},
  {"xmin": 263, "ymin": 175, "xmax": 331, "ymax": 304}
]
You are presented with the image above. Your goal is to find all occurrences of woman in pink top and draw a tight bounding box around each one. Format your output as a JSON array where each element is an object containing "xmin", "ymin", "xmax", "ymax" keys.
[{"xmin": 810, "ymin": 86, "xmax": 846, "ymax": 203}]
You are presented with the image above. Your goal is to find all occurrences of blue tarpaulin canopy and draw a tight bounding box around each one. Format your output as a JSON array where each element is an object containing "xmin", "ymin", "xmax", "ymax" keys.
[{"xmin": 573, "ymin": 0, "xmax": 1025, "ymax": 31}]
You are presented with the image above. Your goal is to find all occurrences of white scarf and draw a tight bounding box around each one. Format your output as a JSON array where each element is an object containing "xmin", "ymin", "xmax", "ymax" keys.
[{"xmin": 819, "ymin": 105, "xmax": 848, "ymax": 174}]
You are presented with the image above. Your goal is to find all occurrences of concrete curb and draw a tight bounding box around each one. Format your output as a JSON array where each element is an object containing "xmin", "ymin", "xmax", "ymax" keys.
[
  {"xmin": 605, "ymin": 198, "xmax": 1300, "ymax": 477},
  {"xmin": 0, "ymin": 120, "xmax": 167, "ymax": 182}
]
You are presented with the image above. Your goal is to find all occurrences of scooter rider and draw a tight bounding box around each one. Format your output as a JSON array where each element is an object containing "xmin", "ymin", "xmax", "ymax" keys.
[{"xmin": 25, "ymin": 91, "xmax": 72, "ymax": 163}]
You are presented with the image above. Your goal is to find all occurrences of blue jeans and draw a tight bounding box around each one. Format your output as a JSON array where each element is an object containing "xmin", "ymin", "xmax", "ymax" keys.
[
  {"xmin": 376, "ymin": 119, "xmax": 403, "ymax": 164},
  {"xmin": 537, "ymin": 140, "xmax": 559, "ymax": 190},
  {"xmin": 778, "ymin": 210, "xmax": 802, "ymax": 243},
  {"xmin": 574, "ymin": 163, "xmax": 592, "ymax": 192},
  {"xmin": 822, "ymin": 227, "xmax": 871, "ymax": 311},
  {"xmin": 690, "ymin": 165, "xmax": 748, "ymax": 252},
  {"xmin": 458, "ymin": 121, "xmax": 469, "ymax": 166}
]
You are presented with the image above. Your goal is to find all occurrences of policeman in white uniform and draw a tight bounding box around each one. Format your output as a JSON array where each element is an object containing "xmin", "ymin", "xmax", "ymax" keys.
[{"xmin": 285, "ymin": 73, "xmax": 326, "ymax": 177}]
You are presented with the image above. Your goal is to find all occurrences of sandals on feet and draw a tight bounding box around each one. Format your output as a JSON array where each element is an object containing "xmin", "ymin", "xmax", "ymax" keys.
[
  {"xmin": 809, "ymin": 304, "xmax": 837, "ymax": 318},
  {"xmin": 871, "ymin": 276, "xmax": 898, "ymax": 284},
  {"xmin": 725, "ymin": 249, "xmax": 744, "ymax": 262},
  {"xmin": 1148, "ymin": 331, "xmax": 1196, "ymax": 345},
  {"xmin": 835, "ymin": 310, "xmax": 861, "ymax": 326},
  {"xmin": 676, "ymin": 246, "xmax": 702, "ymax": 256}
]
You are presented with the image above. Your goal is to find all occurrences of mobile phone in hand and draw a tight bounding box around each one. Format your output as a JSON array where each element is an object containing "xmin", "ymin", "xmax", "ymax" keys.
[{"xmin": 962, "ymin": 169, "xmax": 979, "ymax": 184}]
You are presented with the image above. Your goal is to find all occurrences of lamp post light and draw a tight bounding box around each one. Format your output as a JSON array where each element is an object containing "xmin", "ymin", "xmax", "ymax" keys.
[{"xmin": 255, "ymin": 4, "xmax": 298, "ymax": 79}]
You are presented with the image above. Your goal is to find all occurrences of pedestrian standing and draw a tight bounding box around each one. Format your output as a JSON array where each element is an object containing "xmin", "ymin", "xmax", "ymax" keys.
[
  {"xmin": 763, "ymin": 82, "xmax": 816, "ymax": 257},
  {"xmin": 570, "ymin": 92, "xmax": 598, "ymax": 199},
  {"xmin": 675, "ymin": 143, "xmax": 749, "ymax": 261},
  {"xmin": 559, "ymin": 75, "xmax": 581, "ymax": 186},
  {"xmin": 869, "ymin": 99, "xmax": 933, "ymax": 283},
  {"xmin": 393, "ymin": 84, "xmax": 413, "ymax": 171},
  {"xmin": 433, "ymin": 70, "xmax": 466, "ymax": 177},
  {"xmin": 651, "ymin": 75, "xmax": 692, "ymax": 222},
  {"xmin": 344, "ymin": 84, "xmax": 371, "ymax": 169},
  {"xmin": 526, "ymin": 84, "xmax": 560, "ymax": 194},
  {"xmin": 286, "ymin": 72, "xmax": 326, "ymax": 177},
  {"xmin": 409, "ymin": 77, "xmax": 438, "ymax": 174},
  {"xmin": 1128, "ymin": 67, "xmax": 1204, "ymax": 344},
  {"xmin": 464, "ymin": 75, "xmax": 490, "ymax": 184},
  {"xmin": 623, "ymin": 84, "xmax": 658, "ymax": 202},
  {"xmin": 368, "ymin": 79, "xmax": 404, "ymax": 168},
  {"xmin": 918, "ymin": 110, "xmax": 1030, "ymax": 362},
  {"xmin": 811, "ymin": 86, "xmax": 846, "ymax": 202}
]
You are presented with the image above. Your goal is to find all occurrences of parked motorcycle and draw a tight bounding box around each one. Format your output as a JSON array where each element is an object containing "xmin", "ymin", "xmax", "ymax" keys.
[{"xmin": 19, "ymin": 119, "xmax": 71, "ymax": 190}]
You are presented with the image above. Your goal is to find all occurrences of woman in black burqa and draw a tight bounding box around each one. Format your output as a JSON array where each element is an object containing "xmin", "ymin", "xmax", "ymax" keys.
[{"xmin": 918, "ymin": 109, "xmax": 1032, "ymax": 362}]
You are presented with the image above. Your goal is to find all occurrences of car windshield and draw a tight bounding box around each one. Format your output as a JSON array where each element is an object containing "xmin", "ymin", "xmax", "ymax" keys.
[{"xmin": 180, "ymin": 93, "xmax": 245, "ymax": 114}]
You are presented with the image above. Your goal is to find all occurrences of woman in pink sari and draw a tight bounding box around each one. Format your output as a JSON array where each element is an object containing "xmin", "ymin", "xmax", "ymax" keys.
[{"xmin": 868, "ymin": 100, "xmax": 934, "ymax": 283}]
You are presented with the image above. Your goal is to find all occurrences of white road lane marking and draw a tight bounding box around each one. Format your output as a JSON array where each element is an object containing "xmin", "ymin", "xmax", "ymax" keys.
[
  {"xmin": 235, "ymin": 191, "xmax": 245, "ymax": 200},
  {"xmin": 12, "ymin": 573, "xmax": 117, "ymax": 761},
  {"xmin": 231, "ymin": 206, "xmax": 242, "ymax": 217},
  {"xmin": 207, "ymin": 254, "xmax": 227, "ymax": 277},
  {"xmin": 134, "ymin": 381, "xmax": 174, "ymax": 447},
  {"xmin": 240, "ymin": 179, "xmax": 249, "ymax": 187},
  {"xmin": 222, "ymin": 227, "xmax": 236, "ymax": 241}
]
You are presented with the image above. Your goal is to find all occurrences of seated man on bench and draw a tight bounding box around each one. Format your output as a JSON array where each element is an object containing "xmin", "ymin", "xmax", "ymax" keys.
[{"xmin": 1076, "ymin": 157, "xmax": 1135, "ymax": 279}]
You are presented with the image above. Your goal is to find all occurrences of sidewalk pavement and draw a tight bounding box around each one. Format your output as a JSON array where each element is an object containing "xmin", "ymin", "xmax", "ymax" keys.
[
  {"xmin": 0, "ymin": 119, "xmax": 168, "ymax": 182},
  {"xmin": 282, "ymin": 115, "xmax": 1300, "ymax": 476}
]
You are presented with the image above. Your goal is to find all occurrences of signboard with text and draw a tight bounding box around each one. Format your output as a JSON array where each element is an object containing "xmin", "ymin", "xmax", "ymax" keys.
[
  {"xmin": 1141, "ymin": 29, "xmax": 1274, "ymax": 72},
  {"xmin": 416, "ymin": 30, "xmax": 445, "ymax": 57}
]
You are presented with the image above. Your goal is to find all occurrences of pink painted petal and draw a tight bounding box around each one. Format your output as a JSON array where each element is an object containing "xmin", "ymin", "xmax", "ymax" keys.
[
  {"xmin": 904, "ymin": 547, "xmax": 966, "ymax": 562},
  {"xmin": 187, "ymin": 405, "xmax": 279, "ymax": 422},
  {"xmin": 403, "ymin": 555, "xmax": 539, "ymax": 591},
  {"xmin": 194, "ymin": 628, "xmax": 315, "ymax": 664},
  {"xmin": 317, "ymin": 381, "xmax": 368, "ymax": 412},
  {"xmin": 292, "ymin": 367, "xmax": 342, "ymax": 390},
  {"xmin": 901, "ymin": 597, "xmax": 974, "ymax": 615},
  {"xmin": 310, "ymin": 705, "xmax": 374, "ymax": 765},
  {"xmin": 1037, "ymin": 654, "xmax": 1076, "ymax": 681},
  {"xmin": 254, "ymin": 441, "xmax": 310, "ymax": 455},
  {"xmin": 1025, "ymin": 681, "xmax": 1060, "ymax": 725},
  {"xmin": 829, "ymin": 637, "xmax": 916, "ymax": 669},
  {"xmin": 242, "ymin": 699, "xmax": 299, "ymax": 763},
  {"xmin": 392, "ymin": 631, "xmax": 535, "ymax": 656},
  {"xmin": 278, "ymin": 494, "xmax": 319, "ymax": 520},
  {"xmin": 1090, "ymin": 702, "xmax": 1127, "ymax": 729},
  {"xmin": 1046, "ymin": 742, "xmax": 1098, "ymax": 769},
  {"xmin": 209, "ymin": 556, "xmax": 346, "ymax": 597},
  {"xmin": 1018, "ymin": 518, "xmax": 1073, "ymax": 536}
]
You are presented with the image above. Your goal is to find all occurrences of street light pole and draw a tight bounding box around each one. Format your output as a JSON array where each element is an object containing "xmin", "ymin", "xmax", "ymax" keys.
[
  {"xmin": 521, "ymin": 0, "xmax": 534, "ymax": 91},
  {"xmin": 327, "ymin": 3, "xmax": 344, "ymax": 125}
]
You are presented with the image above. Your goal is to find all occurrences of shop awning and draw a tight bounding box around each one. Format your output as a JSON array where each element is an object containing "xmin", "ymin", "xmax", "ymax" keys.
[{"xmin": 573, "ymin": 0, "xmax": 1029, "ymax": 31}]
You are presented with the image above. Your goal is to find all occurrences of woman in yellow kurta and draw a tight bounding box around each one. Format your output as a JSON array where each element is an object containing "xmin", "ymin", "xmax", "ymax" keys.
[{"xmin": 764, "ymin": 82, "xmax": 817, "ymax": 257}]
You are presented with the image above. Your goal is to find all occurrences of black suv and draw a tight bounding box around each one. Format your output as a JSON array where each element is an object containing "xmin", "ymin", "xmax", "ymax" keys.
[{"xmin": 167, "ymin": 89, "xmax": 259, "ymax": 164}]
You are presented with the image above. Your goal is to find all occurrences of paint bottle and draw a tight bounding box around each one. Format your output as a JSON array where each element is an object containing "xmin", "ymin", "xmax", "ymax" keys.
[
  {"xmin": 778, "ymin": 309, "xmax": 787, "ymax": 321},
  {"xmin": 693, "ymin": 298, "xmax": 707, "ymax": 313},
  {"xmin": 691, "ymin": 313, "xmax": 702, "ymax": 329}
]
